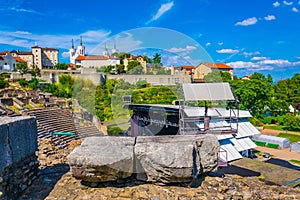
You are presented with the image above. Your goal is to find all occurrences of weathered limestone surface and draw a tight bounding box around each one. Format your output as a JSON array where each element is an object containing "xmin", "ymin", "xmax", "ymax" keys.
[
  {"xmin": 0, "ymin": 116, "xmax": 38, "ymax": 200},
  {"xmin": 135, "ymin": 135, "xmax": 219, "ymax": 184},
  {"xmin": 0, "ymin": 116, "xmax": 37, "ymax": 172},
  {"xmin": 68, "ymin": 136, "xmax": 135, "ymax": 182},
  {"xmin": 68, "ymin": 135, "xmax": 219, "ymax": 185}
]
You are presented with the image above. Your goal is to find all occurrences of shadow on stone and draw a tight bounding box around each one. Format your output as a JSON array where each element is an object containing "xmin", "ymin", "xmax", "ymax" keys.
[{"xmin": 19, "ymin": 164, "xmax": 70, "ymax": 200}]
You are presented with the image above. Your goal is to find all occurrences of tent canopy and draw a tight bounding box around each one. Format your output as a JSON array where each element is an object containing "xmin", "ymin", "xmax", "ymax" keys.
[
  {"xmin": 182, "ymin": 83, "xmax": 235, "ymax": 101},
  {"xmin": 252, "ymin": 134, "xmax": 290, "ymax": 149}
]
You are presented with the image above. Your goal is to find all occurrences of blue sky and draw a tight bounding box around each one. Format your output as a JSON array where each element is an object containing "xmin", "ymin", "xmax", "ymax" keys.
[{"xmin": 0, "ymin": 0, "xmax": 300, "ymax": 80}]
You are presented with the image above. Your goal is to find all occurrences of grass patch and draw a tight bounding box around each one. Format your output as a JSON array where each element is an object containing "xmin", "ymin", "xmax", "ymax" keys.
[
  {"xmin": 263, "ymin": 125, "xmax": 287, "ymax": 131},
  {"xmin": 289, "ymin": 159, "xmax": 300, "ymax": 165},
  {"xmin": 277, "ymin": 133, "xmax": 300, "ymax": 144}
]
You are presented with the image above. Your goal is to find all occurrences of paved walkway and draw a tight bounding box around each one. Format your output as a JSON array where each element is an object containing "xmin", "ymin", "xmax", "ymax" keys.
[{"xmin": 255, "ymin": 146, "xmax": 300, "ymax": 161}]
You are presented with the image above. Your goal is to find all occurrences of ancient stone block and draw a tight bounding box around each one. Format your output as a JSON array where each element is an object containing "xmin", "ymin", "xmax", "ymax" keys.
[{"xmin": 68, "ymin": 136, "xmax": 135, "ymax": 182}]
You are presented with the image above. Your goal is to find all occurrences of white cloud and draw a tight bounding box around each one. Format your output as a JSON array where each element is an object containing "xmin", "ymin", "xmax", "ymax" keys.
[
  {"xmin": 235, "ymin": 17, "xmax": 258, "ymax": 26},
  {"xmin": 292, "ymin": 7, "xmax": 299, "ymax": 12},
  {"xmin": 273, "ymin": 1, "xmax": 280, "ymax": 7},
  {"xmin": 218, "ymin": 42, "xmax": 224, "ymax": 46},
  {"xmin": 283, "ymin": 1, "xmax": 293, "ymax": 6},
  {"xmin": 228, "ymin": 59, "xmax": 300, "ymax": 71},
  {"xmin": 147, "ymin": 1, "xmax": 174, "ymax": 24},
  {"xmin": 0, "ymin": 7, "xmax": 43, "ymax": 15},
  {"xmin": 251, "ymin": 56, "xmax": 269, "ymax": 61},
  {"xmin": 243, "ymin": 51, "xmax": 261, "ymax": 57},
  {"xmin": 264, "ymin": 15, "xmax": 276, "ymax": 21},
  {"xmin": 166, "ymin": 45, "xmax": 197, "ymax": 53},
  {"xmin": 0, "ymin": 29, "xmax": 112, "ymax": 52},
  {"xmin": 216, "ymin": 49, "xmax": 239, "ymax": 54},
  {"xmin": 205, "ymin": 42, "xmax": 211, "ymax": 47},
  {"xmin": 62, "ymin": 52, "xmax": 70, "ymax": 58}
]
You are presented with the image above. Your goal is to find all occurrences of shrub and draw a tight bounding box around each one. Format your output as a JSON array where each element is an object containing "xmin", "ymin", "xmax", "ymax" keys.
[
  {"xmin": 19, "ymin": 79, "xmax": 29, "ymax": 87},
  {"xmin": 249, "ymin": 117, "xmax": 263, "ymax": 126},
  {"xmin": 0, "ymin": 78, "xmax": 9, "ymax": 89}
]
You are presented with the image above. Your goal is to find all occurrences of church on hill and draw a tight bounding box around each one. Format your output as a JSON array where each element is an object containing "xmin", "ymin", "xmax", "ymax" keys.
[{"xmin": 69, "ymin": 37, "xmax": 120, "ymax": 68}]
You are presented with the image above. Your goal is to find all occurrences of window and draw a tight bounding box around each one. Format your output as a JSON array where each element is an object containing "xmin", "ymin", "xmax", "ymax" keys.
[{"xmin": 175, "ymin": 78, "xmax": 180, "ymax": 83}]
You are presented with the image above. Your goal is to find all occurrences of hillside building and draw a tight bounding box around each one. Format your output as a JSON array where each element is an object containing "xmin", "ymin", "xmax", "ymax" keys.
[
  {"xmin": 193, "ymin": 62, "xmax": 234, "ymax": 82},
  {"xmin": 70, "ymin": 37, "xmax": 120, "ymax": 68},
  {"xmin": 0, "ymin": 45, "xmax": 59, "ymax": 70}
]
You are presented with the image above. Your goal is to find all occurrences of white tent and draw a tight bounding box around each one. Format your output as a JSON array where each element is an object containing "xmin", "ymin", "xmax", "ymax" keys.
[
  {"xmin": 252, "ymin": 134, "xmax": 290, "ymax": 149},
  {"xmin": 291, "ymin": 142, "xmax": 300, "ymax": 153}
]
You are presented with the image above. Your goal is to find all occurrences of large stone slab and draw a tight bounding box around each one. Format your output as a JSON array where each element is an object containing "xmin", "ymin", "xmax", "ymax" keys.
[
  {"xmin": 68, "ymin": 136, "xmax": 135, "ymax": 182},
  {"xmin": 68, "ymin": 135, "xmax": 219, "ymax": 185},
  {"xmin": 0, "ymin": 116, "xmax": 37, "ymax": 172},
  {"xmin": 135, "ymin": 135, "xmax": 219, "ymax": 184}
]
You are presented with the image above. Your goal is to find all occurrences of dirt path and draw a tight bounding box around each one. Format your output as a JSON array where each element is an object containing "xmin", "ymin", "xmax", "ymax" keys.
[
  {"xmin": 261, "ymin": 129, "xmax": 300, "ymax": 136},
  {"xmin": 255, "ymin": 146, "xmax": 300, "ymax": 161}
]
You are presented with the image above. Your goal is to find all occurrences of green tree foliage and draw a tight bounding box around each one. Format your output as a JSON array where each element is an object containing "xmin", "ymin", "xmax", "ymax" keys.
[
  {"xmin": 115, "ymin": 64, "xmax": 125, "ymax": 74},
  {"xmin": 143, "ymin": 56, "xmax": 151, "ymax": 63},
  {"xmin": 56, "ymin": 74, "xmax": 75, "ymax": 98},
  {"xmin": 231, "ymin": 73, "xmax": 273, "ymax": 117},
  {"xmin": 73, "ymin": 77, "xmax": 96, "ymax": 115},
  {"xmin": 152, "ymin": 53, "xmax": 162, "ymax": 65},
  {"xmin": 0, "ymin": 78, "xmax": 9, "ymax": 89},
  {"xmin": 135, "ymin": 80, "xmax": 148, "ymax": 89},
  {"xmin": 204, "ymin": 71, "xmax": 232, "ymax": 82},
  {"xmin": 127, "ymin": 61, "xmax": 143, "ymax": 74},
  {"xmin": 16, "ymin": 62, "xmax": 28, "ymax": 77},
  {"xmin": 282, "ymin": 113, "xmax": 300, "ymax": 131},
  {"xmin": 118, "ymin": 52, "xmax": 132, "ymax": 64},
  {"xmin": 274, "ymin": 74, "xmax": 300, "ymax": 107},
  {"xmin": 55, "ymin": 62, "xmax": 68, "ymax": 70},
  {"xmin": 29, "ymin": 64, "xmax": 41, "ymax": 78}
]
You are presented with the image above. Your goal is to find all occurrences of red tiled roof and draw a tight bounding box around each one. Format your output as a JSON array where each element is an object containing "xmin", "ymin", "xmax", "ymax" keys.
[
  {"xmin": 202, "ymin": 62, "xmax": 233, "ymax": 69},
  {"xmin": 76, "ymin": 55, "xmax": 111, "ymax": 61},
  {"xmin": 31, "ymin": 45, "xmax": 41, "ymax": 48},
  {"xmin": 76, "ymin": 55, "xmax": 86, "ymax": 60},
  {"xmin": 0, "ymin": 51, "xmax": 10, "ymax": 55},
  {"xmin": 180, "ymin": 66, "xmax": 196, "ymax": 69},
  {"xmin": 14, "ymin": 57, "xmax": 26, "ymax": 62}
]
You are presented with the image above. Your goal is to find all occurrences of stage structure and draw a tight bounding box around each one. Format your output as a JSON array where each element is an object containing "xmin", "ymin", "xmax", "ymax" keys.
[{"xmin": 124, "ymin": 82, "xmax": 260, "ymax": 163}]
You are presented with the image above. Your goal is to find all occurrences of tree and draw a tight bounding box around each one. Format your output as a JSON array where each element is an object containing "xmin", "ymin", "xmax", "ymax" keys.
[
  {"xmin": 118, "ymin": 52, "xmax": 132, "ymax": 64},
  {"xmin": 126, "ymin": 60, "xmax": 143, "ymax": 74},
  {"xmin": 152, "ymin": 53, "xmax": 162, "ymax": 65},
  {"xmin": 29, "ymin": 64, "xmax": 41, "ymax": 78},
  {"xmin": 143, "ymin": 56, "xmax": 151, "ymax": 63},
  {"xmin": 55, "ymin": 62, "xmax": 68, "ymax": 70},
  {"xmin": 135, "ymin": 80, "xmax": 148, "ymax": 89},
  {"xmin": 115, "ymin": 64, "xmax": 125, "ymax": 74},
  {"xmin": 203, "ymin": 71, "xmax": 231, "ymax": 82},
  {"xmin": 231, "ymin": 74, "xmax": 274, "ymax": 117},
  {"xmin": 0, "ymin": 78, "xmax": 8, "ymax": 89},
  {"xmin": 16, "ymin": 62, "xmax": 28, "ymax": 77}
]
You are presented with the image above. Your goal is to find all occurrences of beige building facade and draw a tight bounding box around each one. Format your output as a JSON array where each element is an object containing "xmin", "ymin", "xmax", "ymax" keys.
[
  {"xmin": 193, "ymin": 62, "xmax": 234, "ymax": 81},
  {"xmin": 0, "ymin": 45, "xmax": 59, "ymax": 70}
]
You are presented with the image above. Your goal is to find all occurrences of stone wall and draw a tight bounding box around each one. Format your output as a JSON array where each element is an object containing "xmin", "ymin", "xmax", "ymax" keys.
[{"xmin": 0, "ymin": 116, "xmax": 38, "ymax": 200}]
